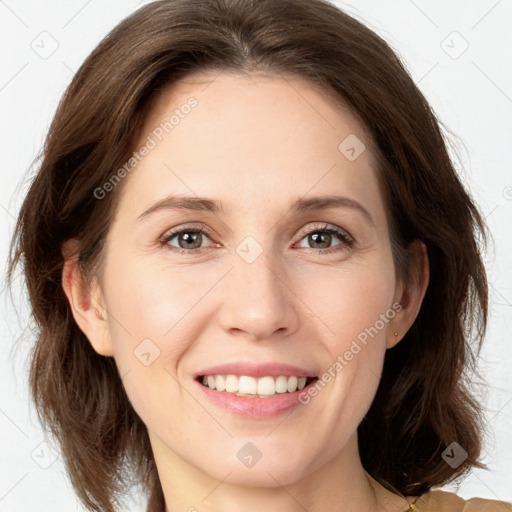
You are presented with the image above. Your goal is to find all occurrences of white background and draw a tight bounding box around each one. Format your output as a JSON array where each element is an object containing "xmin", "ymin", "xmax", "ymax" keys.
[{"xmin": 1, "ymin": 0, "xmax": 511, "ymax": 510}]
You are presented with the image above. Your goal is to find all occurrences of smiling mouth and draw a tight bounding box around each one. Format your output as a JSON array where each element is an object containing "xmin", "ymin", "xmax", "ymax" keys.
[{"xmin": 196, "ymin": 374, "xmax": 319, "ymax": 397}]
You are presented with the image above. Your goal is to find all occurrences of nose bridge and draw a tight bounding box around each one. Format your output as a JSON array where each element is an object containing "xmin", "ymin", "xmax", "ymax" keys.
[{"xmin": 218, "ymin": 241, "xmax": 299, "ymax": 340}]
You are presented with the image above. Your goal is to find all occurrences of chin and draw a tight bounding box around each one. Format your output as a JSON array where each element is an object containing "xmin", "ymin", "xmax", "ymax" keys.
[{"xmin": 217, "ymin": 461, "xmax": 308, "ymax": 488}]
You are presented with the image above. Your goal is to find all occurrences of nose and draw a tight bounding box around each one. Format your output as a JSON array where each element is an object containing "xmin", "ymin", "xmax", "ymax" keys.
[{"xmin": 217, "ymin": 253, "xmax": 300, "ymax": 342}]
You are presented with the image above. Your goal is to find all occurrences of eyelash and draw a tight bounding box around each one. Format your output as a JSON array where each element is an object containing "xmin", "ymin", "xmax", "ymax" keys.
[{"xmin": 159, "ymin": 223, "xmax": 355, "ymax": 255}]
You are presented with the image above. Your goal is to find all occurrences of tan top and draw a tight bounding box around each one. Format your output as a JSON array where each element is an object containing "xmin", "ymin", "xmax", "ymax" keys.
[
  {"xmin": 412, "ymin": 488, "xmax": 512, "ymax": 511},
  {"xmin": 367, "ymin": 473, "xmax": 512, "ymax": 512}
]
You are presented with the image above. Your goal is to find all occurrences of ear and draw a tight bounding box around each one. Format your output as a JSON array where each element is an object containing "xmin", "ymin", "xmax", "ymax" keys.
[
  {"xmin": 387, "ymin": 240, "xmax": 429, "ymax": 349},
  {"xmin": 61, "ymin": 239, "xmax": 114, "ymax": 356}
]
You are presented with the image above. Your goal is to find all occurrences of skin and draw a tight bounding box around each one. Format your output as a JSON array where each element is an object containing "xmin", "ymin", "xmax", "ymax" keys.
[{"xmin": 62, "ymin": 71, "xmax": 429, "ymax": 512}]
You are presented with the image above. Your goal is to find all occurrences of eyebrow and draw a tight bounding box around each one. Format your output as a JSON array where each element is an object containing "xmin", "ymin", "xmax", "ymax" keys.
[{"xmin": 136, "ymin": 194, "xmax": 375, "ymax": 227}]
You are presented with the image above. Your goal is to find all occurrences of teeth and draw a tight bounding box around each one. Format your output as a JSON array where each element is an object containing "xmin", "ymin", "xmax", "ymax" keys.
[
  {"xmin": 287, "ymin": 376, "xmax": 298, "ymax": 392},
  {"xmin": 200, "ymin": 374, "xmax": 311, "ymax": 396},
  {"xmin": 240, "ymin": 376, "xmax": 257, "ymax": 395},
  {"xmin": 275, "ymin": 375, "xmax": 288, "ymax": 393},
  {"xmin": 215, "ymin": 375, "xmax": 226, "ymax": 391}
]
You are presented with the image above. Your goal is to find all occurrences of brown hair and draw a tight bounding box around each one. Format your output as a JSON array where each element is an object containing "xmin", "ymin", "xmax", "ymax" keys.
[{"xmin": 7, "ymin": 0, "xmax": 489, "ymax": 510}]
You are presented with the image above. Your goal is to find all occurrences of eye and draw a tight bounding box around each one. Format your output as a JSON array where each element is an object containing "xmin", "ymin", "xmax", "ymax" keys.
[
  {"xmin": 295, "ymin": 224, "xmax": 354, "ymax": 254},
  {"xmin": 160, "ymin": 224, "xmax": 216, "ymax": 254}
]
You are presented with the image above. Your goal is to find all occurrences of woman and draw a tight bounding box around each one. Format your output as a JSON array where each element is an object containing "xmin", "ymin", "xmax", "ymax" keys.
[{"xmin": 7, "ymin": 0, "xmax": 511, "ymax": 511}]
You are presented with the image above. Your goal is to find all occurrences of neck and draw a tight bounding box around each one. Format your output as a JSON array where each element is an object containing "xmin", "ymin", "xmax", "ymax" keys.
[{"xmin": 151, "ymin": 431, "xmax": 384, "ymax": 512}]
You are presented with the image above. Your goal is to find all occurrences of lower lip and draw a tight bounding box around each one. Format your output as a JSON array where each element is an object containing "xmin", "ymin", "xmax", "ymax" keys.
[{"xmin": 194, "ymin": 377, "xmax": 318, "ymax": 418}]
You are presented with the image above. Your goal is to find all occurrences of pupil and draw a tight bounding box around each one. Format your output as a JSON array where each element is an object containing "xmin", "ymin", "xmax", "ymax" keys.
[
  {"xmin": 310, "ymin": 232, "xmax": 330, "ymax": 249},
  {"xmin": 180, "ymin": 232, "xmax": 201, "ymax": 249}
]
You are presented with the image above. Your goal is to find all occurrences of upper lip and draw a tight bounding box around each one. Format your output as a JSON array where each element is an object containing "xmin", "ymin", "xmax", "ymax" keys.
[{"xmin": 195, "ymin": 361, "xmax": 317, "ymax": 379}]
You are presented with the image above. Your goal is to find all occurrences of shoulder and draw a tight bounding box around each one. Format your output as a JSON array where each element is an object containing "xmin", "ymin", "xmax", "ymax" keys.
[{"xmin": 412, "ymin": 488, "xmax": 512, "ymax": 512}]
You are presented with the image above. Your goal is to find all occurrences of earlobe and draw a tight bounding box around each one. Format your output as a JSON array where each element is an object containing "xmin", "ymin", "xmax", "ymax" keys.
[
  {"xmin": 387, "ymin": 240, "xmax": 429, "ymax": 349},
  {"xmin": 61, "ymin": 240, "xmax": 114, "ymax": 357}
]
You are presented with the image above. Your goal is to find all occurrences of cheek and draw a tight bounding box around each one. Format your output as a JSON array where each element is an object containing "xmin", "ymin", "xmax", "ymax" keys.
[
  {"xmin": 104, "ymin": 254, "xmax": 218, "ymax": 343},
  {"xmin": 100, "ymin": 261, "xmax": 198, "ymax": 431},
  {"xmin": 295, "ymin": 267, "xmax": 394, "ymax": 453},
  {"xmin": 295, "ymin": 257, "xmax": 396, "ymax": 349},
  {"xmin": 100, "ymin": 257, "xmax": 229, "ymax": 419},
  {"xmin": 296, "ymin": 256, "xmax": 395, "ymax": 407}
]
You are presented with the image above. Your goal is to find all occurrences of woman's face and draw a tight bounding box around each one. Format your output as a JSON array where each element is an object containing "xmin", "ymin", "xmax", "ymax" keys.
[{"xmin": 88, "ymin": 71, "xmax": 409, "ymax": 487}]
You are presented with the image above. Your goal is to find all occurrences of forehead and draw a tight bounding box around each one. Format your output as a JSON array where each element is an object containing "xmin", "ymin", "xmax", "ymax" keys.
[
  {"xmin": 118, "ymin": 70, "xmax": 385, "ymax": 222},
  {"xmin": 141, "ymin": 70, "xmax": 372, "ymax": 152}
]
